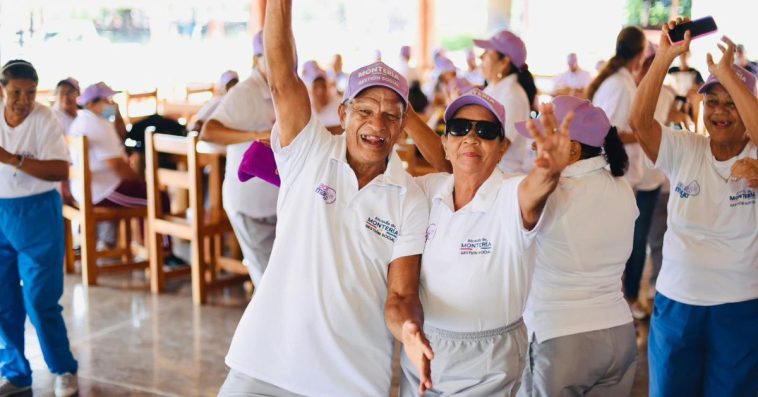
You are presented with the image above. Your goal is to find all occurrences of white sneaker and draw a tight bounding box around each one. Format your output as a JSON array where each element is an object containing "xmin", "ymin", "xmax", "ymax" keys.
[
  {"xmin": 0, "ymin": 377, "xmax": 31, "ymax": 396},
  {"xmin": 54, "ymin": 373, "xmax": 78, "ymax": 397}
]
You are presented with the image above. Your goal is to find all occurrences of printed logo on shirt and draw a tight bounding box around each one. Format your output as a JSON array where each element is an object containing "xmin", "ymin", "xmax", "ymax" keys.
[
  {"xmin": 315, "ymin": 183, "xmax": 336, "ymax": 204},
  {"xmin": 460, "ymin": 238, "xmax": 493, "ymax": 256},
  {"xmin": 729, "ymin": 189, "xmax": 756, "ymax": 207},
  {"xmin": 365, "ymin": 216, "xmax": 398, "ymax": 242},
  {"xmin": 425, "ymin": 224, "xmax": 437, "ymax": 242},
  {"xmin": 674, "ymin": 180, "xmax": 700, "ymax": 198}
]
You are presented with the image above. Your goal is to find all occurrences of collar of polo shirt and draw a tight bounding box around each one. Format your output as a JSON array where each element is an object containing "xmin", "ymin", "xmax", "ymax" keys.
[
  {"xmin": 326, "ymin": 137, "xmax": 409, "ymax": 191},
  {"xmin": 433, "ymin": 169, "xmax": 505, "ymax": 213},
  {"xmin": 561, "ymin": 155, "xmax": 608, "ymax": 179}
]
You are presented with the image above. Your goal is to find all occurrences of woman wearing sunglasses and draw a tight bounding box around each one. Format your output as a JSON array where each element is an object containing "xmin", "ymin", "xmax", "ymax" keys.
[
  {"xmin": 400, "ymin": 88, "xmax": 572, "ymax": 396},
  {"xmin": 516, "ymin": 97, "xmax": 639, "ymax": 397}
]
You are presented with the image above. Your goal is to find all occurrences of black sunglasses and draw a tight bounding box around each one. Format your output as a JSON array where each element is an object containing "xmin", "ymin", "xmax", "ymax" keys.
[{"xmin": 445, "ymin": 118, "xmax": 503, "ymax": 141}]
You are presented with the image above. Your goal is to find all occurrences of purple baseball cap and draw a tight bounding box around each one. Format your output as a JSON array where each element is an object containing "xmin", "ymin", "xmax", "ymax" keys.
[
  {"xmin": 301, "ymin": 60, "xmax": 327, "ymax": 86},
  {"xmin": 77, "ymin": 82, "xmax": 117, "ymax": 106},
  {"xmin": 474, "ymin": 30, "xmax": 527, "ymax": 69},
  {"xmin": 434, "ymin": 56, "xmax": 457, "ymax": 75},
  {"xmin": 400, "ymin": 45, "xmax": 412, "ymax": 59},
  {"xmin": 698, "ymin": 64, "xmax": 757, "ymax": 96},
  {"xmin": 567, "ymin": 53, "xmax": 578, "ymax": 67},
  {"xmin": 253, "ymin": 31, "xmax": 264, "ymax": 57},
  {"xmin": 219, "ymin": 70, "xmax": 239, "ymax": 87},
  {"xmin": 515, "ymin": 96, "xmax": 610, "ymax": 148},
  {"xmin": 57, "ymin": 77, "xmax": 80, "ymax": 93},
  {"xmin": 444, "ymin": 88, "xmax": 506, "ymax": 130},
  {"xmin": 342, "ymin": 61, "xmax": 409, "ymax": 110},
  {"xmin": 238, "ymin": 141, "xmax": 280, "ymax": 187}
]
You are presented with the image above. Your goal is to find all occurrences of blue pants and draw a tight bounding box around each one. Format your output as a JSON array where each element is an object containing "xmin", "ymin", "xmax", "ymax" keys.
[
  {"xmin": 623, "ymin": 187, "xmax": 661, "ymax": 300},
  {"xmin": 0, "ymin": 190, "xmax": 78, "ymax": 387},
  {"xmin": 649, "ymin": 293, "xmax": 758, "ymax": 397}
]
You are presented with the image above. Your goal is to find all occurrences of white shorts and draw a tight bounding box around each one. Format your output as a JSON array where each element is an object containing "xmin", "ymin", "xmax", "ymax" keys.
[{"xmin": 400, "ymin": 318, "xmax": 527, "ymax": 397}]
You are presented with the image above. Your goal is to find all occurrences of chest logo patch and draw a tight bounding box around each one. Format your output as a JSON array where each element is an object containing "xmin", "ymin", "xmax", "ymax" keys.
[
  {"xmin": 674, "ymin": 180, "xmax": 700, "ymax": 198},
  {"xmin": 729, "ymin": 189, "xmax": 756, "ymax": 207},
  {"xmin": 425, "ymin": 224, "xmax": 437, "ymax": 242},
  {"xmin": 460, "ymin": 238, "xmax": 493, "ymax": 256},
  {"xmin": 365, "ymin": 217, "xmax": 398, "ymax": 242},
  {"xmin": 315, "ymin": 183, "xmax": 337, "ymax": 204}
]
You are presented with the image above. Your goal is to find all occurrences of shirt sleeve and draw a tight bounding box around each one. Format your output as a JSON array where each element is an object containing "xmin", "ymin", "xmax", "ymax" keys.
[
  {"xmin": 594, "ymin": 79, "xmax": 632, "ymax": 131},
  {"xmin": 654, "ymin": 127, "xmax": 695, "ymax": 178},
  {"xmin": 37, "ymin": 110, "xmax": 71, "ymax": 162},
  {"xmin": 91, "ymin": 123, "xmax": 126, "ymax": 161},
  {"xmin": 271, "ymin": 113, "xmax": 334, "ymax": 187},
  {"xmin": 390, "ymin": 183, "xmax": 430, "ymax": 262},
  {"xmin": 508, "ymin": 176, "xmax": 545, "ymax": 251}
]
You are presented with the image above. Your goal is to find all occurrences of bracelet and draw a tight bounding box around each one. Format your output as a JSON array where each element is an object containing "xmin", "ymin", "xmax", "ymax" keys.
[{"xmin": 13, "ymin": 155, "xmax": 24, "ymax": 177}]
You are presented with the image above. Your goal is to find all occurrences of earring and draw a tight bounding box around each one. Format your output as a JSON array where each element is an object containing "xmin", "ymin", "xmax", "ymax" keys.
[{"xmin": 496, "ymin": 72, "xmax": 503, "ymax": 79}]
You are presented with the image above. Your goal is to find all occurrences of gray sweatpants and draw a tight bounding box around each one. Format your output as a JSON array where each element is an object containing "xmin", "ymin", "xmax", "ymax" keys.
[
  {"xmin": 400, "ymin": 318, "xmax": 527, "ymax": 397},
  {"xmin": 217, "ymin": 369, "xmax": 303, "ymax": 397},
  {"xmin": 518, "ymin": 322, "xmax": 637, "ymax": 397},
  {"xmin": 227, "ymin": 212, "xmax": 276, "ymax": 286}
]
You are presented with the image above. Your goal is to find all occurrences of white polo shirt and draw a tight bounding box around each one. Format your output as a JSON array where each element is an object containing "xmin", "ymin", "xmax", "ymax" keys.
[
  {"xmin": 209, "ymin": 69, "xmax": 278, "ymax": 218},
  {"xmin": 524, "ymin": 156, "xmax": 637, "ymax": 342},
  {"xmin": 415, "ymin": 169, "xmax": 542, "ymax": 332},
  {"xmin": 68, "ymin": 109, "xmax": 125, "ymax": 205},
  {"xmin": 52, "ymin": 107, "xmax": 77, "ymax": 134},
  {"xmin": 191, "ymin": 96, "xmax": 223, "ymax": 130},
  {"xmin": 554, "ymin": 69, "xmax": 593, "ymax": 91},
  {"xmin": 592, "ymin": 67, "xmax": 643, "ymax": 189},
  {"xmin": 225, "ymin": 115, "xmax": 428, "ymax": 396},
  {"xmin": 484, "ymin": 74, "xmax": 531, "ymax": 175},
  {"xmin": 654, "ymin": 128, "xmax": 757, "ymax": 306},
  {"xmin": 0, "ymin": 103, "xmax": 70, "ymax": 199}
]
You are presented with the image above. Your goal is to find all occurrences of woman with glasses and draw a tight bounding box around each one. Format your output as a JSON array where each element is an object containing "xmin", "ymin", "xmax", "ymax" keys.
[
  {"xmin": 631, "ymin": 19, "xmax": 757, "ymax": 396},
  {"xmin": 400, "ymin": 88, "xmax": 572, "ymax": 396},
  {"xmin": 516, "ymin": 96, "xmax": 638, "ymax": 397}
]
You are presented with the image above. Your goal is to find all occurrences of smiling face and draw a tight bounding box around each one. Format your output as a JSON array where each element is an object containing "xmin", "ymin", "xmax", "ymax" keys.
[
  {"xmin": 443, "ymin": 105, "xmax": 508, "ymax": 176},
  {"xmin": 702, "ymin": 85, "xmax": 747, "ymax": 144},
  {"xmin": 338, "ymin": 86, "xmax": 406, "ymax": 168},
  {"xmin": 3, "ymin": 78, "xmax": 37, "ymax": 126},
  {"xmin": 55, "ymin": 83, "xmax": 79, "ymax": 115}
]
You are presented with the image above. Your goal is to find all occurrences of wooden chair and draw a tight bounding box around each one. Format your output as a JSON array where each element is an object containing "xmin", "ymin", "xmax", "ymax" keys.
[
  {"xmin": 125, "ymin": 89, "xmax": 159, "ymax": 124},
  {"xmin": 185, "ymin": 83, "xmax": 215, "ymax": 102},
  {"xmin": 145, "ymin": 131, "xmax": 248, "ymax": 305},
  {"xmin": 62, "ymin": 135, "xmax": 149, "ymax": 286}
]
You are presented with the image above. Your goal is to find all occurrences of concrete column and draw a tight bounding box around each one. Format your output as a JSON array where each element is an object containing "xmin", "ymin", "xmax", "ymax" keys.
[{"xmin": 487, "ymin": 0, "xmax": 512, "ymax": 32}]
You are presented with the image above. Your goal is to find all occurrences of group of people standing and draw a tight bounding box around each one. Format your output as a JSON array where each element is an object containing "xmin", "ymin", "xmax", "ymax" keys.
[{"xmin": 0, "ymin": 0, "xmax": 756, "ymax": 396}]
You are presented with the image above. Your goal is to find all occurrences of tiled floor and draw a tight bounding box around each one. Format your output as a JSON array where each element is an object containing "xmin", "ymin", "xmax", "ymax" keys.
[{"xmin": 21, "ymin": 272, "xmax": 651, "ymax": 396}]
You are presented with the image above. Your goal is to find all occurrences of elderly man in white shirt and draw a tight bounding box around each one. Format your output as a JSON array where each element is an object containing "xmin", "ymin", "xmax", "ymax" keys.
[
  {"xmin": 201, "ymin": 31, "xmax": 278, "ymax": 286},
  {"xmin": 553, "ymin": 53, "xmax": 592, "ymax": 98},
  {"xmin": 218, "ymin": 1, "xmax": 432, "ymax": 395}
]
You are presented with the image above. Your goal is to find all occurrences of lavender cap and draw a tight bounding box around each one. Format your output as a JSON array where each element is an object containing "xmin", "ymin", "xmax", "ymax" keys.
[
  {"xmin": 253, "ymin": 31, "xmax": 264, "ymax": 57},
  {"xmin": 342, "ymin": 61, "xmax": 409, "ymax": 110},
  {"xmin": 57, "ymin": 77, "xmax": 80, "ymax": 93},
  {"xmin": 434, "ymin": 56, "xmax": 457, "ymax": 75},
  {"xmin": 219, "ymin": 70, "xmax": 239, "ymax": 87},
  {"xmin": 474, "ymin": 30, "xmax": 527, "ymax": 69},
  {"xmin": 698, "ymin": 64, "xmax": 757, "ymax": 96},
  {"xmin": 514, "ymin": 96, "xmax": 610, "ymax": 148},
  {"xmin": 400, "ymin": 45, "xmax": 412, "ymax": 59},
  {"xmin": 301, "ymin": 60, "xmax": 327, "ymax": 86},
  {"xmin": 77, "ymin": 82, "xmax": 117, "ymax": 106},
  {"xmin": 444, "ymin": 88, "xmax": 506, "ymax": 130}
]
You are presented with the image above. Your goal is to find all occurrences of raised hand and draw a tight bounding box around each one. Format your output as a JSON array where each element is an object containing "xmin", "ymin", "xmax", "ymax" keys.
[
  {"xmin": 526, "ymin": 103, "xmax": 573, "ymax": 177},
  {"xmin": 707, "ymin": 36, "xmax": 737, "ymax": 79},
  {"xmin": 401, "ymin": 320, "xmax": 434, "ymax": 395},
  {"xmin": 659, "ymin": 17, "xmax": 692, "ymax": 61}
]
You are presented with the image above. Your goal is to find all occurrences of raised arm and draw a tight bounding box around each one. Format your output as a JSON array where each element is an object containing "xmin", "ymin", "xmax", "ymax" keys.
[
  {"xmin": 265, "ymin": 0, "xmax": 311, "ymax": 148},
  {"xmin": 630, "ymin": 18, "xmax": 692, "ymax": 164},
  {"xmin": 518, "ymin": 104, "xmax": 572, "ymax": 229},
  {"xmin": 200, "ymin": 119, "xmax": 270, "ymax": 145},
  {"xmin": 385, "ymin": 255, "xmax": 434, "ymax": 395},
  {"xmin": 404, "ymin": 107, "xmax": 452, "ymax": 173},
  {"xmin": 706, "ymin": 36, "xmax": 758, "ymax": 145}
]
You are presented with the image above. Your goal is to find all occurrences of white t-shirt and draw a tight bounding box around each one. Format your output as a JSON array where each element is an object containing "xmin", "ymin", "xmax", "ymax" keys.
[
  {"xmin": 0, "ymin": 103, "xmax": 70, "ymax": 199},
  {"xmin": 209, "ymin": 69, "xmax": 278, "ymax": 218},
  {"xmin": 524, "ymin": 156, "xmax": 637, "ymax": 342},
  {"xmin": 314, "ymin": 98, "xmax": 341, "ymax": 128},
  {"xmin": 484, "ymin": 74, "xmax": 531, "ymax": 175},
  {"xmin": 554, "ymin": 69, "xmax": 593, "ymax": 91},
  {"xmin": 415, "ymin": 170, "xmax": 542, "ymax": 332},
  {"xmin": 52, "ymin": 107, "xmax": 77, "ymax": 135},
  {"xmin": 225, "ymin": 115, "xmax": 429, "ymax": 396},
  {"xmin": 190, "ymin": 96, "xmax": 223, "ymax": 131},
  {"xmin": 654, "ymin": 127, "xmax": 757, "ymax": 305},
  {"xmin": 68, "ymin": 109, "xmax": 125, "ymax": 204},
  {"xmin": 593, "ymin": 67, "xmax": 642, "ymax": 189},
  {"xmin": 637, "ymin": 86, "xmax": 676, "ymax": 192}
]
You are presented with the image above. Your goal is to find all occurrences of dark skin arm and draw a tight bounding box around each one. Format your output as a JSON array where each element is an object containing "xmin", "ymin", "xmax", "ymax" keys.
[
  {"xmin": 403, "ymin": 107, "xmax": 452, "ymax": 173},
  {"xmin": 385, "ymin": 254, "xmax": 434, "ymax": 395},
  {"xmin": 105, "ymin": 157, "xmax": 141, "ymax": 182},
  {"xmin": 200, "ymin": 119, "xmax": 271, "ymax": 145},
  {"xmin": 0, "ymin": 146, "xmax": 68, "ymax": 181}
]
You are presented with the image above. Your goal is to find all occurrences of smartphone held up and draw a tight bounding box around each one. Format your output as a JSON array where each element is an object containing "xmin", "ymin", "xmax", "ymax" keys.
[{"xmin": 668, "ymin": 16, "xmax": 718, "ymax": 43}]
